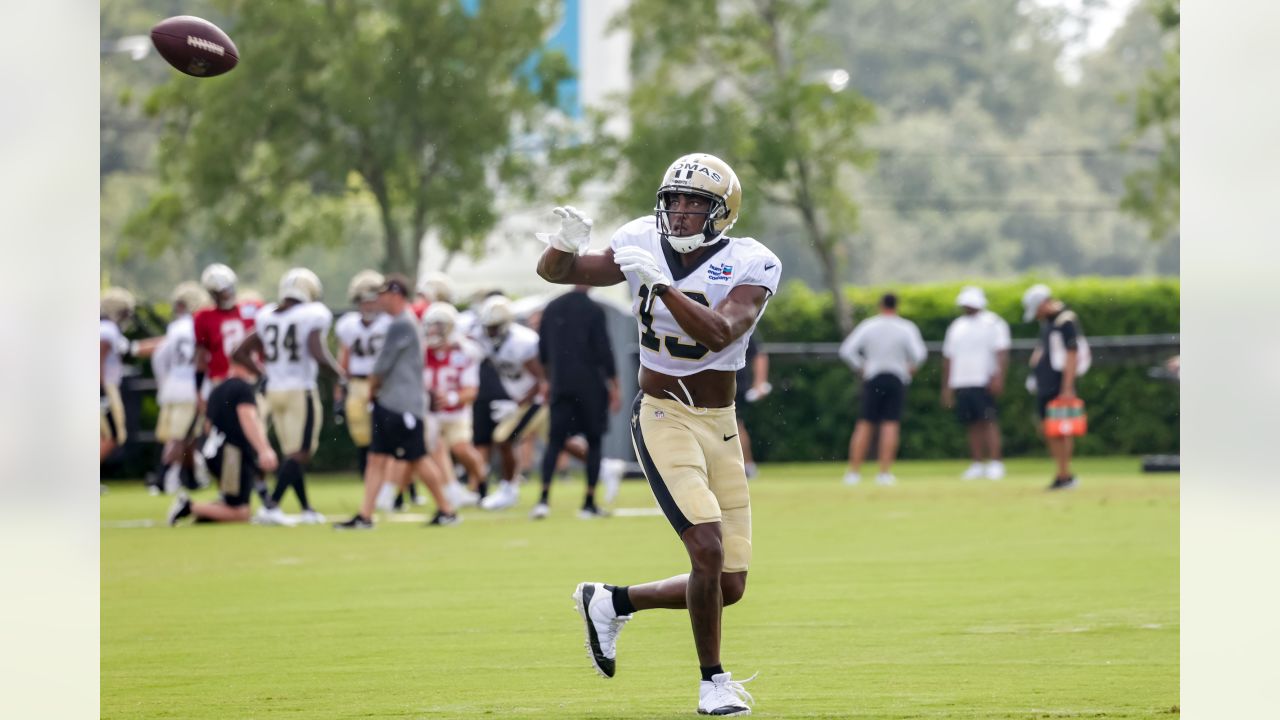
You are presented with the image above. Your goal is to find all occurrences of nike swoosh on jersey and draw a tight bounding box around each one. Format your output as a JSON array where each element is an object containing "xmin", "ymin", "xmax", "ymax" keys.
[
  {"xmin": 723, "ymin": 433, "xmax": 738, "ymax": 442},
  {"xmin": 764, "ymin": 263, "xmax": 776, "ymax": 270}
]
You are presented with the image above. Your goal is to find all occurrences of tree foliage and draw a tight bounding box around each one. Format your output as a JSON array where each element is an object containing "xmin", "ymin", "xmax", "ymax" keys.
[
  {"xmin": 1120, "ymin": 0, "xmax": 1179, "ymax": 240},
  {"xmin": 127, "ymin": 0, "xmax": 571, "ymax": 273},
  {"xmin": 578, "ymin": 0, "xmax": 876, "ymax": 332}
]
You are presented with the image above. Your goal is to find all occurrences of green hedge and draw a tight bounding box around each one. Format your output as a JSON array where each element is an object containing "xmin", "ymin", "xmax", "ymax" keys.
[
  {"xmin": 742, "ymin": 277, "xmax": 1180, "ymax": 463},
  {"xmin": 107, "ymin": 277, "xmax": 1178, "ymax": 477}
]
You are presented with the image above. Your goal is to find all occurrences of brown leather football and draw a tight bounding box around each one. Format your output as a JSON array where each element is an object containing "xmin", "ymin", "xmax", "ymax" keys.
[{"xmin": 149, "ymin": 15, "xmax": 239, "ymax": 78}]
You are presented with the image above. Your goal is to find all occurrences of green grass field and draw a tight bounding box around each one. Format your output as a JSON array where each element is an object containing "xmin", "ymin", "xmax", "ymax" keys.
[{"xmin": 102, "ymin": 458, "xmax": 1178, "ymax": 719}]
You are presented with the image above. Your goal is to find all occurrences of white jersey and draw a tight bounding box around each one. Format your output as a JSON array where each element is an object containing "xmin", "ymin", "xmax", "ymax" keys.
[
  {"xmin": 256, "ymin": 301, "xmax": 334, "ymax": 391},
  {"xmin": 483, "ymin": 323, "xmax": 541, "ymax": 400},
  {"xmin": 156, "ymin": 315, "xmax": 198, "ymax": 404},
  {"xmin": 335, "ymin": 311, "xmax": 391, "ymax": 377},
  {"xmin": 943, "ymin": 310, "xmax": 1012, "ymax": 388},
  {"xmin": 99, "ymin": 319, "xmax": 130, "ymax": 387},
  {"xmin": 610, "ymin": 216, "xmax": 782, "ymax": 377}
]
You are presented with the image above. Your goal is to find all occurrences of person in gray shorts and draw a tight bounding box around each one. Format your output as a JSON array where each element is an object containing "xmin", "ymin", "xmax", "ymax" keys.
[{"xmin": 334, "ymin": 274, "xmax": 459, "ymax": 529}]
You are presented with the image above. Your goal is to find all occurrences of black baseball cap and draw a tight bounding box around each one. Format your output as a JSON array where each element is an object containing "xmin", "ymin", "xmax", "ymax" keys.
[{"xmin": 379, "ymin": 273, "xmax": 412, "ymax": 297}]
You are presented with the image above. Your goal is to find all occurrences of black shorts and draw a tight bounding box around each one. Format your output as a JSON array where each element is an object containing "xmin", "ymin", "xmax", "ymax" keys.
[
  {"xmin": 1036, "ymin": 393, "xmax": 1057, "ymax": 420},
  {"xmin": 549, "ymin": 391, "xmax": 607, "ymax": 441},
  {"xmin": 954, "ymin": 387, "xmax": 998, "ymax": 424},
  {"xmin": 860, "ymin": 374, "xmax": 905, "ymax": 423},
  {"xmin": 471, "ymin": 360, "xmax": 507, "ymax": 446},
  {"xmin": 204, "ymin": 444, "xmax": 258, "ymax": 508},
  {"xmin": 370, "ymin": 403, "xmax": 427, "ymax": 461}
]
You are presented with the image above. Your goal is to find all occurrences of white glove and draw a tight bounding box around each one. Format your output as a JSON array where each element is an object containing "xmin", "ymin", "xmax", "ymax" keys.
[
  {"xmin": 535, "ymin": 206, "xmax": 593, "ymax": 255},
  {"xmin": 490, "ymin": 399, "xmax": 519, "ymax": 423},
  {"xmin": 614, "ymin": 246, "xmax": 672, "ymax": 292},
  {"xmin": 744, "ymin": 382, "xmax": 772, "ymax": 403}
]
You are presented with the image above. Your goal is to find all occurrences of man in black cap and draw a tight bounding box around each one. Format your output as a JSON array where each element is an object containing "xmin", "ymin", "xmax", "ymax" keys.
[{"xmin": 334, "ymin": 274, "xmax": 459, "ymax": 528}]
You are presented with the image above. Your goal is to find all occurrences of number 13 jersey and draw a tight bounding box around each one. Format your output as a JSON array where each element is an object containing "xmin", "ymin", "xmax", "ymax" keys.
[{"xmin": 610, "ymin": 216, "xmax": 782, "ymax": 377}]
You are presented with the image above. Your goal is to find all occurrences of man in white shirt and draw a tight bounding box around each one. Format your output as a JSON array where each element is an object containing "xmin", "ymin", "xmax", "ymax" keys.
[
  {"xmin": 838, "ymin": 293, "xmax": 928, "ymax": 486},
  {"xmin": 150, "ymin": 282, "xmax": 211, "ymax": 493},
  {"xmin": 941, "ymin": 287, "xmax": 1011, "ymax": 480}
]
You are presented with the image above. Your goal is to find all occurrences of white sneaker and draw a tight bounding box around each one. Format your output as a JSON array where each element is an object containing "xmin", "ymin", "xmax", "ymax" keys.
[
  {"xmin": 572, "ymin": 582, "xmax": 631, "ymax": 678},
  {"xmin": 374, "ymin": 482, "xmax": 397, "ymax": 512},
  {"xmin": 961, "ymin": 462, "xmax": 985, "ymax": 480},
  {"xmin": 412, "ymin": 493, "xmax": 428, "ymax": 506},
  {"xmin": 254, "ymin": 506, "xmax": 297, "ymax": 527},
  {"xmin": 875, "ymin": 472, "xmax": 896, "ymax": 486},
  {"xmin": 299, "ymin": 509, "xmax": 326, "ymax": 525},
  {"xmin": 698, "ymin": 671, "xmax": 755, "ymax": 716},
  {"xmin": 529, "ymin": 502, "xmax": 550, "ymax": 520},
  {"xmin": 985, "ymin": 461, "xmax": 1006, "ymax": 481},
  {"xmin": 480, "ymin": 480, "xmax": 519, "ymax": 511},
  {"xmin": 453, "ymin": 484, "xmax": 481, "ymax": 508},
  {"xmin": 600, "ymin": 459, "xmax": 626, "ymax": 505},
  {"xmin": 842, "ymin": 471, "xmax": 861, "ymax": 486}
]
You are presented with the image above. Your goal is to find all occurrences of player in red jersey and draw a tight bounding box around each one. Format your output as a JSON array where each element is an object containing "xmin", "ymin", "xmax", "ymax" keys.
[
  {"xmin": 192, "ymin": 263, "xmax": 257, "ymax": 405},
  {"xmin": 422, "ymin": 302, "xmax": 488, "ymax": 507}
]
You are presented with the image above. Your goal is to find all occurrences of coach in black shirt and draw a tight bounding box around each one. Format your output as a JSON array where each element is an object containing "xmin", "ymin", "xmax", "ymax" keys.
[
  {"xmin": 534, "ymin": 286, "xmax": 620, "ymax": 517},
  {"xmin": 1023, "ymin": 283, "xmax": 1082, "ymax": 490}
]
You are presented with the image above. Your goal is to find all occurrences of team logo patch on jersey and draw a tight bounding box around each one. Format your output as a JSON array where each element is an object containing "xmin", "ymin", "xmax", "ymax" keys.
[
  {"xmin": 707, "ymin": 264, "xmax": 734, "ymax": 282},
  {"xmin": 653, "ymin": 409, "xmax": 665, "ymax": 419}
]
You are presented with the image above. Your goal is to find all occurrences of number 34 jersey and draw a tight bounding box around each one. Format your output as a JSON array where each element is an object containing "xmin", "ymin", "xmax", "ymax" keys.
[
  {"xmin": 255, "ymin": 301, "xmax": 334, "ymax": 391},
  {"xmin": 609, "ymin": 216, "xmax": 782, "ymax": 377}
]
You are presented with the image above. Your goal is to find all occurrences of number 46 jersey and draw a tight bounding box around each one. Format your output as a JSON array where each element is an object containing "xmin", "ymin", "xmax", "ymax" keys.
[
  {"xmin": 256, "ymin": 301, "xmax": 334, "ymax": 391},
  {"xmin": 610, "ymin": 216, "xmax": 782, "ymax": 377}
]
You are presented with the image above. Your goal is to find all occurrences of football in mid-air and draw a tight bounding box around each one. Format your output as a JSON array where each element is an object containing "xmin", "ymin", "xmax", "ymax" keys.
[{"xmin": 149, "ymin": 15, "xmax": 239, "ymax": 77}]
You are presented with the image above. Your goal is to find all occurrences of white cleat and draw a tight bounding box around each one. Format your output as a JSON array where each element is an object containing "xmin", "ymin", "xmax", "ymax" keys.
[
  {"xmin": 480, "ymin": 480, "xmax": 519, "ymax": 511},
  {"xmin": 984, "ymin": 460, "xmax": 1006, "ymax": 481},
  {"xmin": 374, "ymin": 482, "xmax": 397, "ymax": 512},
  {"xmin": 698, "ymin": 671, "xmax": 756, "ymax": 716},
  {"xmin": 842, "ymin": 471, "xmax": 861, "ymax": 486},
  {"xmin": 875, "ymin": 472, "xmax": 896, "ymax": 486},
  {"xmin": 451, "ymin": 483, "xmax": 481, "ymax": 508},
  {"xmin": 299, "ymin": 509, "xmax": 326, "ymax": 525},
  {"xmin": 572, "ymin": 582, "xmax": 631, "ymax": 678},
  {"xmin": 961, "ymin": 462, "xmax": 985, "ymax": 480},
  {"xmin": 600, "ymin": 458, "xmax": 626, "ymax": 505},
  {"xmin": 253, "ymin": 506, "xmax": 298, "ymax": 527},
  {"xmin": 529, "ymin": 502, "xmax": 550, "ymax": 520}
]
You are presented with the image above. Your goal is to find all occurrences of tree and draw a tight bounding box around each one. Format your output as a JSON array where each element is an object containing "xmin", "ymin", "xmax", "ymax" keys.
[
  {"xmin": 1121, "ymin": 0, "xmax": 1179, "ymax": 240},
  {"xmin": 582, "ymin": 0, "xmax": 875, "ymax": 333},
  {"xmin": 127, "ymin": 0, "xmax": 571, "ymax": 273}
]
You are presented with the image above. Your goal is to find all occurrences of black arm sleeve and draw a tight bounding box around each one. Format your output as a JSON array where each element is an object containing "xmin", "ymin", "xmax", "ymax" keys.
[{"xmin": 1058, "ymin": 320, "xmax": 1079, "ymax": 350}]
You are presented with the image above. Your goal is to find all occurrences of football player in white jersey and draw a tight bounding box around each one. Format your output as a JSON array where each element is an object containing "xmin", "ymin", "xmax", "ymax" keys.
[
  {"xmin": 536, "ymin": 153, "xmax": 780, "ymax": 716},
  {"xmin": 148, "ymin": 282, "xmax": 211, "ymax": 493},
  {"xmin": 334, "ymin": 270, "xmax": 390, "ymax": 479},
  {"xmin": 100, "ymin": 288, "xmax": 136, "ymax": 476},
  {"xmin": 232, "ymin": 268, "xmax": 346, "ymax": 524},
  {"xmin": 474, "ymin": 295, "xmax": 549, "ymax": 511}
]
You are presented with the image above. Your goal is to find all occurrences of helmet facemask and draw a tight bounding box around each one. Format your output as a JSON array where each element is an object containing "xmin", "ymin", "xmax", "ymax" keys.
[{"xmin": 655, "ymin": 189, "xmax": 729, "ymax": 253}]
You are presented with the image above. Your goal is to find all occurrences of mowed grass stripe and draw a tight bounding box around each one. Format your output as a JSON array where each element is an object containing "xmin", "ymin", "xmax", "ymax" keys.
[{"xmin": 102, "ymin": 457, "xmax": 1177, "ymax": 719}]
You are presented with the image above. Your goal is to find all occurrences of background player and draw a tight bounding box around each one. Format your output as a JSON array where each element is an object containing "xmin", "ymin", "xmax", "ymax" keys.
[
  {"xmin": 536, "ymin": 152, "xmax": 778, "ymax": 716},
  {"xmin": 335, "ymin": 270, "xmax": 390, "ymax": 479},
  {"xmin": 232, "ymin": 268, "xmax": 343, "ymax": 524},
  {"xmin": 531, "ymin": 285, "xmax": 623, "ymax": 520},
  {"xmin": 422, "ymin": 302, "xmax": 488, "ymax": 508},
  {"xmin": 100, "ymin": 288, "xmax": 136, "ymax": 483},
  {"xmin": 193, "ymin": 263, "xmax": 256, "ymax": 407},
  {"xmin": 148, "ymin": 282, "xmax": 211, "ymax": 494},
  {"xmin": 476, "ymin": 296, "xmax": 549, "ymax": 511},
  {"xmin": 168, "ymin": 359, "xmax": 279, "ymax": 526},
  {"xmin": 334, "ymin": 274, "xmax": 458, "ymax": 529}
]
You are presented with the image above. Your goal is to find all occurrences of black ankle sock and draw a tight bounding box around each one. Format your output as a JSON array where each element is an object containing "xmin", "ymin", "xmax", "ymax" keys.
[
  {"xmin": 700, "ymin": 664, "xmax": 725, "ymax": 682},
  {"xmin": 477, "ymin": 481, "xmax": 488, "ymax": 499},
  {"xmin": 539, "ymin": 489, "xmax": 550, "ymax": 504},
  {"xmin": 408, "ymin": 483, "xmax": 420, "ymax": 500},
  {"xmin": 605, "ymin": 585, "xmax": 637, "ymax": 616},
  {"xmin": 393, "ymin": 492, "xmax": 404, "ymax": 510}
]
